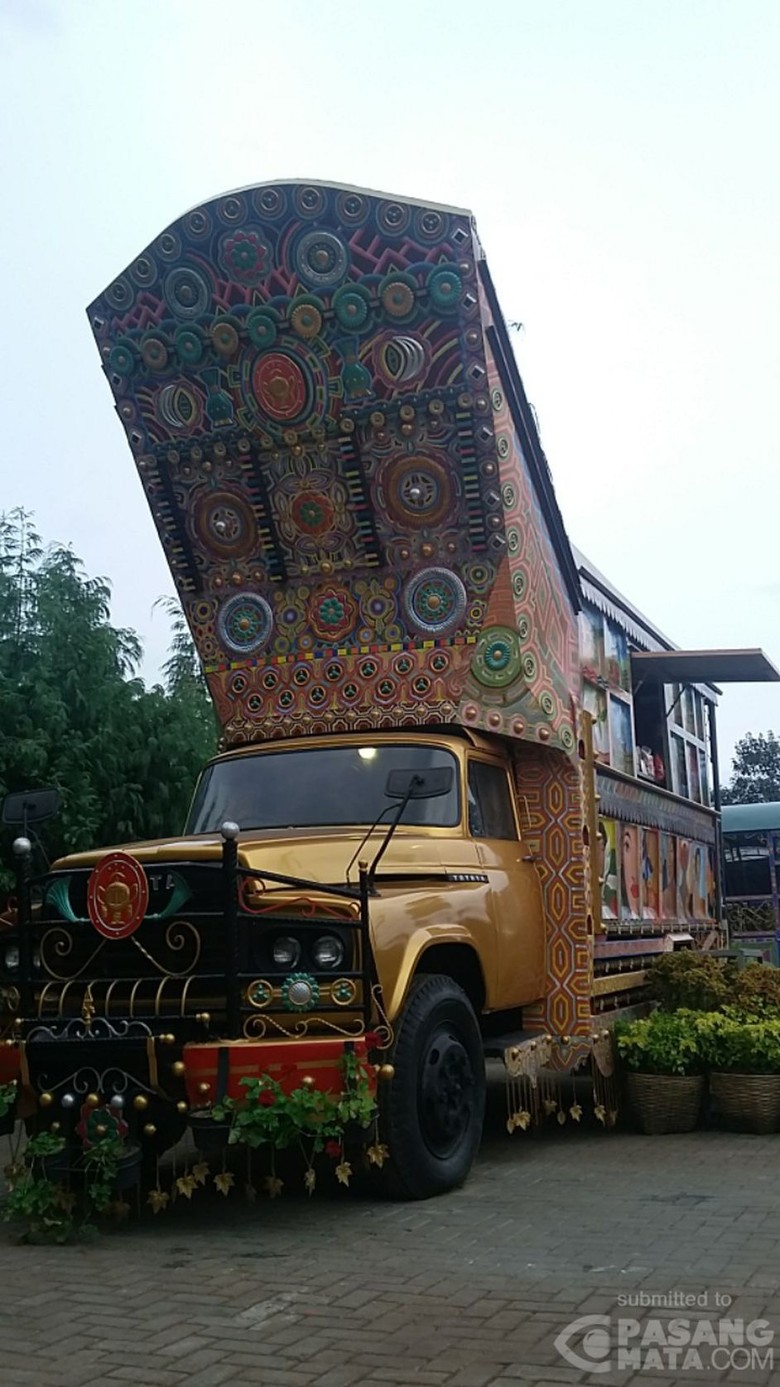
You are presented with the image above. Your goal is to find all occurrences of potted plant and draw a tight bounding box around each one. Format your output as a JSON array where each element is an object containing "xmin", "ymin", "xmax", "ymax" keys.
[
  {"xmin": 211, "ymin": 1048, "xmax": 380, "ymax": 1195},
  {"xmin": 188, "ymin": 1109, "xmax": 233, "ymax": 1155},
  {"xmin": 614, "ymin": 1010, "xmax": 705, "ymax": 1134},
  {"xmin": 697, "ymin": 1013, "xmax": 780, "ymax": 1134}
]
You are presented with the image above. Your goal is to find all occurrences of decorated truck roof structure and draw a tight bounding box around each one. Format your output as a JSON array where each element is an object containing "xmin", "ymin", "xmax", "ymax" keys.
[{"xmin": 87, "ymin": 181, "xmax": 582, "ymax": 756}]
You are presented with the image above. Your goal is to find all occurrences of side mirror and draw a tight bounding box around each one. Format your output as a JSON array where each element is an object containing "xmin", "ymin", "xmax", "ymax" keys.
[
  {"xmin": 385, "ymin": 768, "xmax": 453, "ymax": 800},
  {"xmin": 2, "ymin": 787, "xmax": 61, "ymax": 828}
]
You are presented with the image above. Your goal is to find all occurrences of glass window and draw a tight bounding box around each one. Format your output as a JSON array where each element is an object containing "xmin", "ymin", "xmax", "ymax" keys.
[
  {"xmin": 723, "ymin": 833, "xmax": 772, "ymax": 898},
  {"xmin": 579, "ymin": 608, "xmax": 604, "ymax": 683},
  {"xmin": 604, "ymin": 620, "xmax": 630, "ymax": 691},
  {"xmin": 583, "ymin": 682, "xmax": 609, "ymax": 760},
  {"xmin": 187, "ymin": 743, "xmax": 461, "ymax": 833},
  {"xmin": 609, "ymin": 694, "xmax": 635, "ymax": 777},
  {"xmin": 671, "ymin": 733, "xmax": 688, "ymax": 798},
  {"xmin": 467, "ymin": 761, "xmax": 518, "ymax": 840},
  {"xmin": 666, "ymin": 686, "xmax": 710, "ymax": 805}
]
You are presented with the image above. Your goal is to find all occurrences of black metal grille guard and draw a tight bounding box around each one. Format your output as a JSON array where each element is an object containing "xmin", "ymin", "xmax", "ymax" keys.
[{"xmin": 7, "ymin": 837, "xmax": 377, "ymax": 1042}]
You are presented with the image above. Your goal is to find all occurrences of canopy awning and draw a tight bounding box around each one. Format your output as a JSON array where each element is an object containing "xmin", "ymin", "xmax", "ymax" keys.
[{"xmin": 631, "ymin": 648, "xmax": 780, "ymax": 687}]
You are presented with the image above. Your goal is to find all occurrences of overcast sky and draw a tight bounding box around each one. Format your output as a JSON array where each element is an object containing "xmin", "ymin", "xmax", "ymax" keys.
[{"xmin": 1, "ymin": 0, "xmax": 777, "ymax": 773}]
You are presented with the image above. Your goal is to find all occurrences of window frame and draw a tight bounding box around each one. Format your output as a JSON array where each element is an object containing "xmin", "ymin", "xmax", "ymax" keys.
[{"xmin": 466, "ymin": 757, "xmax": 520, "ymax": 842}]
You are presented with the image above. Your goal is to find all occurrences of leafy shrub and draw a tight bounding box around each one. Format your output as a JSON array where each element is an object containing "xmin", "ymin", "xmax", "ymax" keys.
[
  {"xmin": 731, "ymin": 964, "xmax": 780, "ymax": 1018},
  {"xmin": 646, "ymin": 952, "xmax": 734, "ymax": 1013},
  {"xmin": 696, "ymin": 1013, "xmax": 780, "ymax": 1074},
  {"xmin": 614, "ymin": 1010, "xmax": 704, "ymax": 1076}
]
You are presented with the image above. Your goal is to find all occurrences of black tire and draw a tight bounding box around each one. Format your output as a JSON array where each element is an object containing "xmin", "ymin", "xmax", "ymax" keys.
[{"xmin": 377, "ymin": 973, "xmax": 486, "ymax": 1200}]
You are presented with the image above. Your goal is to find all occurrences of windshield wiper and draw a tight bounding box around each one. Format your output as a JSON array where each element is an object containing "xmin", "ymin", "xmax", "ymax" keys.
[{"xmin": 344, "ymin": 804, "xmax": 396, "ymax": 885}]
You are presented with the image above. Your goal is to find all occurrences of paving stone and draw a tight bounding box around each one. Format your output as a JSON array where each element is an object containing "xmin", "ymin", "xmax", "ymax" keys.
[{"xmin": 2, "ymin": 1112, "xmax": 780, "ymax": 1387}]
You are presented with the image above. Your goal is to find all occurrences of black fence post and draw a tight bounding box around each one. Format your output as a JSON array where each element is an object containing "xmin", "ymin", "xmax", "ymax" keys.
[
  {"xmin": 221, "ymin": 821, "xmax": 241, "ymax": 1039},
  {"xmin": 13, "ymin": 836, "xmax": 33, "ymax": 1020}
]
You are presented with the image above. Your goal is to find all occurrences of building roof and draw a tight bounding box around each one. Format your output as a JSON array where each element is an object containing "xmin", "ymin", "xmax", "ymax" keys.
[{"xmin": 722, "ymin": 802, "xmax": 780, "ymax": 834}]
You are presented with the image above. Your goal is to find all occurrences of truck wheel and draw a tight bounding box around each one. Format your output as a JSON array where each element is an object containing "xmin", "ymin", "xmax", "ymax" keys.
[{"xmin": 377, "ymin": 973, "xmax": 485, "ymax": 1200}]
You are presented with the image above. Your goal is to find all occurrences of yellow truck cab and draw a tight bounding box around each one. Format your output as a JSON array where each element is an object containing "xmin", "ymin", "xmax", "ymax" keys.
[{"xmin": 1, "ymin": 181, "xmax": 776, "ymax": 1199}]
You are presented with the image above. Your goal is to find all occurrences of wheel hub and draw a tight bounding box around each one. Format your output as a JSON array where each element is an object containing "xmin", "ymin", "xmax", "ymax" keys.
[{"xmin": 419, "ymin": 1029, "xmax": 475, "ymax": 1158}]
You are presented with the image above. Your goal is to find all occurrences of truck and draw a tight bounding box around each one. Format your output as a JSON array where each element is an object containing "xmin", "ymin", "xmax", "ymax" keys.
[{"xmin": 1, "ymin": 181, "xmax": 777, "ymax": 1200}]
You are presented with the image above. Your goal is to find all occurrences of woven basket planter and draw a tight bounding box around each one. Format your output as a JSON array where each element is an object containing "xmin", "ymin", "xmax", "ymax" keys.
[
  {"xmin": 626, "ymin": 1072, "xmax": 704, "ymax": 1135},
  {"xmin": 710, "ymin": 1073, "xmax": 780, "ymax": 1134}
]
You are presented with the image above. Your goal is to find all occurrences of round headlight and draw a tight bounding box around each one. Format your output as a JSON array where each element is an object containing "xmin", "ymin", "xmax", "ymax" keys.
[
  {"xmin": 272, "ymin": 936, "xmax": 301, "ymax": 968},
  {"xmin": 312, "ymin": 935, "xmax": 345, "ymax": 970},
  {"xmin": 4, "ymin": 946, "xmax": 19, "ymax": 971}
]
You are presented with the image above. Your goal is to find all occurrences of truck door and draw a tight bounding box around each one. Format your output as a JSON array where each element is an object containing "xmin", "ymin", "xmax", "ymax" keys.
[{"xmin": 466, "ymin": 756, "xmax": 546, "ymax": 1009}]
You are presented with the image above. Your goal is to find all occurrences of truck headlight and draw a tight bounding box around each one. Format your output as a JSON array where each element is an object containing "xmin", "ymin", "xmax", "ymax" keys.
[
  {"xmin": 3, "ymin": 946, "xmax": 19, "ymax": 971},
  {"xmin": 272, "ymin": 936, "xmax": 301, "ymax": 968},
  {"xmin": 312, "ymin": 935, "xmax": 344, "ymax": 969}
]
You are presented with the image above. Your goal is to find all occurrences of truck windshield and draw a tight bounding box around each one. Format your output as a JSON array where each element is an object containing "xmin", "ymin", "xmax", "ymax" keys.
[{"xmin": 187, "ymin": 744, "xmax": 461, "ymax": 833}]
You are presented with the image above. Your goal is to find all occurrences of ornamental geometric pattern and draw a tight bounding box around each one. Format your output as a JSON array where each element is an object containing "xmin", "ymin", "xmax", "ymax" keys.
[
  {"xmin": 514, "ymin": 745, "xmax": 592, "ymax": 1046},
  {"xmin": 87, "ymin": 181, "xmax": 582, "ymax": 749}
]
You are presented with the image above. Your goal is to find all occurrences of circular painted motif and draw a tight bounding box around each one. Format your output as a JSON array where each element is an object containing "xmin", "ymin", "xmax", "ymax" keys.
[
  {"xmin": 87, "ymin": 852, "xmax": 149, "ymax": 941},
  {"xmin": 290, "ymin": 301, "xmax": 323, "ymax": 339},
  {"xmin": 140, "ymin": 335, "xmax": 168, "ymax": 372},
  {"xmin": 332, "ymin": 285, "xmax": 371, "ymax": 330},
  {"xmin": 404, "ymin": 567, "xmax": 467, "ymax": 636},
  {"xmin": 291, "ymin": 490, "xmax": 335, "ymax": 537},
  {"xmin": 194, "ymin": 489, "xmax": 258, "ymax": 558},
  {"xmin": 385, "ymin": 456, "xmax": 454, "ymax": 530},
  {"xmin": 217, "ymin": 195, "xmax": 245, "ymax": 224},
  {"xmin": 211, "ymin": 320, "xmax": 240, "ymax": 357},
  {"xmin": 428, "ymin": 265, "xmax": 462, "ymax": 311},
  {"xmin": 380, "ymin": 276, "xmax": 416, "ymax": 320},
  {"xmin": 157, "ymin": 230, "xmax": 181, "ymax": 261},
  {"xmin": 254, "ymin": 185, "xmax": 287, "ymax": 219},
  {"xmin": 105, "ymin": 276, "xmax": 133, "ymax": 310},
  {"xmin": 335, "ymin": 190, "xmax": 368, "ymax": 224},
  {"xmin": 217, "ymin": 593, "xmax": 274, "ymax": 656},
  {"xmin": 295, "ymin": 230, "xmax": 348, "ymax": 288},
  {"xmin": 540, "ymin": 690, "xmax": 556, "ymax": 717},
  {"xmin": 174, "ymin": 327, "xmax": 205, "ymax": 366},
  {"xmin": 109, "ymin": 340, "xmax": 136, "ymax": 378},
  {"xmin": 219, "ymin": 228, "xmax": 272, "ymax": 285},
  {"xmin": 472, "ymin": 626, "xmax": 523, "ymax": 688},
  {"xmin": 415, "ymin": 207, "xmax": 448, "ymax": 241},
  {"xmin": 164, "ymin": 266, "xmax": 211, "ymax": 319},
  {"xmin": 130, "ymin": 255, "xmax": 157, "ymax": 288},
  {"xmin": 252, "ymin": 352, "xmax": 309, "ymax": 422},
  {"xmin": 294, "ymin": 186, "xmax": 327, "ymax": 217},
  {"xmin": 560, "ymin": 725, "xmax": 575, "ymax": 751},
  {"xmin": 310, "ymin": 586, "xmax": 355, "ymax": 642},
  {"xmin": 247, "ymin": 310, "xmax": 278, "ymax": 349},
  {"xmin": 185, "ymin": 209, "xmax": 211, "ymax": 238},
  {"xmin": 378, "ymin": 201, "xmax": 411, "ymax": 235}
]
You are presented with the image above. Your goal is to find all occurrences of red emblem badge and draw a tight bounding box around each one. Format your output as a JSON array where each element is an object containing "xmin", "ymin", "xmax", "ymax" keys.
[{"xmin": 87, "ymin": 852, "xmax": 149, "ymax": 940}]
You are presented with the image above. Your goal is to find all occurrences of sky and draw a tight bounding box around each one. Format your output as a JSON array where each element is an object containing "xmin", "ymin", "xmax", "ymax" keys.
[{"xmin": 0, "ymin": 0, "xmax": 777, "ymax": 775}]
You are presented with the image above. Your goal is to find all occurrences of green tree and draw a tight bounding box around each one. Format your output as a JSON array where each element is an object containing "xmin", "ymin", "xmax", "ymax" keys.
[
  {"xmin": 721, "ymin": 731, "xmax": 780, "ymax": 805},
  {"xmin": 0, "ymin": 511, "xmax": 218, "ymax": 888}
]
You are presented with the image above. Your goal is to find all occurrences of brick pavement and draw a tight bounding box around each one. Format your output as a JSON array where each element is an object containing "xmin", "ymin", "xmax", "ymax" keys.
[{"xmin": 1, "ymin": 1076, "xmax": 779, "ymax": 1387}]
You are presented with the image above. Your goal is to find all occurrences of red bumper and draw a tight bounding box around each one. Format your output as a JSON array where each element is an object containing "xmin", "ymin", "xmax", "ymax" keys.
[{"xmin": 182, "ymin": 1037, "xmax": 372, "ymax": 1107}]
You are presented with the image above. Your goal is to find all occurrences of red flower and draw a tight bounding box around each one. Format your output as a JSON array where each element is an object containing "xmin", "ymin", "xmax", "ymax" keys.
[
  {"xmin": 325, "ymin": 1140, "xmax": 342, "ymax": 1159},
  {"xmin": 364, "ymin": 1031, "xmax": 381, "ymax": 1049},
  {"xmin": 259, "ymin": 1089, "xmax": 276, "ymax": 1107}
]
